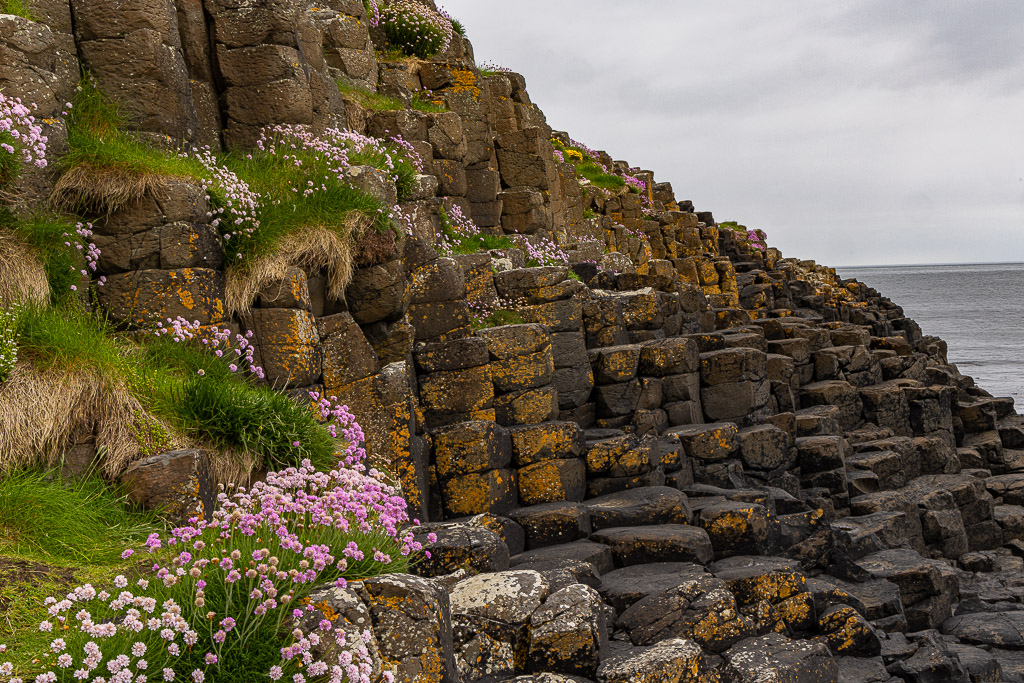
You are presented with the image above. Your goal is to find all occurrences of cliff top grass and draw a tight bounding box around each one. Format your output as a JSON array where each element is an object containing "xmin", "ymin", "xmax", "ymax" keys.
[
  {"xmin": 550, "ymin": 138, "xmax": 626, "ymax": 191},
  {"xmin": 336, "ymin": 78, "xmax": 448, "ymax": 113},
  {"xmin": 54, "ymin": 81, "xmax": 207, "ymax": 213}
]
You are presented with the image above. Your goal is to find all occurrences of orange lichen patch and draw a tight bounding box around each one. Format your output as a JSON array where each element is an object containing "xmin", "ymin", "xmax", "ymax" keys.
[
  {"xmin": 490, "ymin": 350, "xmax": 553, "ymax": 392},
  {"xmin": 313, "ymin": 600, "xmax": 339, "ymax": 623},
  {"xmin": 517, "ymin": 460, "xmax": 577, "ymax": 505},
  {"xmin": 705, "ymin": 506, "xmax": 765, "ymax": 543},
  {"xmin": 448, "ymin": 68, "xmax": 481, "ymax": 98},
  {"xmin": 689, "ymin": 607, "xmax": 755, "ymax": 651},
  {"xmin": 417, "ymin": 365, "xmax": 494, "ymax": 414},
  {"xmin": 725, "ymin": 569, "xmax": 806, "ymax": 608},
  {"xmin": 494, "ymin": 386, "xmax": 556, "ymax": 425},
  {"xmin": 439, "ymin": 469, "xmax": 513, "ymax": 516},
  {"xmin": 775, "ymin": 592, "xmax": 816, "ymax": 631},
  {"xmin": 820, "ymin": 605, "xmax": 872, "ymax": 654}
]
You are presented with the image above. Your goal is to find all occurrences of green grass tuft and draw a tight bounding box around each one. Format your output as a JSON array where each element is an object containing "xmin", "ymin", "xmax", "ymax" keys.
[
  {"xmin": 336, "ymin": 78, "xmax": 448, "ymax": 114},
  {"xmin": 551, "ymin": 139, "xmax": 625, "ymax": 190},
  {"xmin": 451, "ymin": 18, "xmax": 466, "ymax": 36},
  {"xmin": 0, "ymin": 469, "xmax": 160, "ymax": 565},
  {"xmin": 0, "ymin": 0, "xmax": 34, "ymax": 21},
  {"xmin": 57, "ymin": 80, "xmax": 205, "ymax": 212},
  {"xmin": 450, "ymin": 232, "xmax": 513, "ymax": 255},
  {"xmin": 173, "ymin": 377, "xmax": 337, "ymax": 473},
  {"xmin": 471, "ymin": 309, "xmax": 523, "ymax": 330},
  {"xmin": 1, "ymin": 210, "xmax": 86, "ymax": 305},
  {"xmin": 15, "ymin": 303, "xmax": 128, "ymax": 379}
]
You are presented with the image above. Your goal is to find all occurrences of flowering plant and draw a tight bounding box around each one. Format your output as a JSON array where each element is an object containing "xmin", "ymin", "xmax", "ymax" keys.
[
  {"xmin": 0, "ymin": 409, "xmax": 434, "ymax": 682},
  {"xmin": 155, "ymin": 317, "xmax": 265, "ymax": 380},
  {"xmin": 0, "ymin": 93, "xmax": 47, "ymax": 189},
  {"xmin": 436, "ymin": 205, "xmax": 511, "ymax": 257},
  {"xmin": 376, "ymin": 1, "xmax": 453, "ymax": 58},
  {"xmin": 467, "ymin": 297, "xmax": 524, "ymax": 330},
  {"xmin": 0, "ymin": 301, "xmax": 18, "ymax": 383},
  {"xmin": 521, "ymin": 236, "xmax": 568, "ymax": 268},
  {"xmin": 745, "ymin": 228, "xmax": 767, "ymax": 253},
  {"xmin": 194, "ymin": 124, "xmax": 421, "ymax": 264}
]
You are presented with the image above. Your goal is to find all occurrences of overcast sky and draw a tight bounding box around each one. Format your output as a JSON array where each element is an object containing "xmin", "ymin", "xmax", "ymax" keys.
[{"xmin": 444, "ymin": 1, "xmax": 1024, "ymax": 266}]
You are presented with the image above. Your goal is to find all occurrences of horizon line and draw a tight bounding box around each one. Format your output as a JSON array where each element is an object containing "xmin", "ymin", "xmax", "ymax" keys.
[{"xmin": 835, "ymin": 260, "xmax": 1024, "ymax": 269}]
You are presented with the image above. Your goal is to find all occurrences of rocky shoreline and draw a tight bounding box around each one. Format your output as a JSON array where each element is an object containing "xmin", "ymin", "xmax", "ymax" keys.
[{"xmin": 3, "ymin": 0, "xmax": 1024, "ymax": 681}]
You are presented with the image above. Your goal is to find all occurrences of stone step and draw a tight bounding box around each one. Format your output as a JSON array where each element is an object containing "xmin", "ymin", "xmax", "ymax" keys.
[
  {"xmin": 584, "ymin": 486, "xmax": 692, "ymax": 531},
  {"xmin": 590, "ymin": 524, "xmax": 714, "ymax": 567},
  {"xmin": 507, "ymin": 501, "xmax": 591, "ymax": 550}
]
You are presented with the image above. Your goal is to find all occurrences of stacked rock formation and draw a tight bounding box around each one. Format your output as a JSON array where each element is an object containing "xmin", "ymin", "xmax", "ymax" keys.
[{"xmin": 4, "ymin": 0, "xmax": 1024, "ymax": 680}]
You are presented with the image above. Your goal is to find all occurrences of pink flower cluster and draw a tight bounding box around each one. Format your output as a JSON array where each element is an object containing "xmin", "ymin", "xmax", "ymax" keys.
[
  {"xmin": 436, "ymin": 203, "xmax": 479, "ymax": 257},
  {"xmin": 59, "ymin": 221, "xmax": 106, "ymax": 292},
  {"xmin": 309, "ymin": 391, "xmax": 368, "ymax": 469},
  {"xmin": 191, "ymin": 146, "xmax": 261, "ymax": 257},
  {"xmin": 0, "ymin": 93, "xmax": 47, "ymax": 176},
  {"xmin": 745, "ymin": 228, "xmax": 767, "ymax": 253},
  {"xmin": 520, "ymin": 235, "xmax": 568, "ymax": 267},
  {"xmin": 467, "ymin": 296, "xmax": 521, "ymax": 329},
  {"xmin": 155, "ymin": 316, "xmax": 266, "ymax": 379},
  {"xmin": 477, "ymin": 61, "xmax": 512, "ymax": 74},
  {"xmin": 0, "ymin": 442, "xmax": 425, "ymax": 680},
  {"xmin": 257, "ymin": 124, "xmax": 421, "ymax": 232},
  {"xmin": 376, "ymin": 1, "xmax": 453, "ymax": 58}
]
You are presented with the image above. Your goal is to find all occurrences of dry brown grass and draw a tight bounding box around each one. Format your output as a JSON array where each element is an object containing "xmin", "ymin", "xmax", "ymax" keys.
[
  {"xmin": 0, "ymin": 231, "xmax": 49, "ymax": 306},
  {"xmin": 0, "ymin": 364, "xmax": 187, "ymax": 479},
  {"xmin": 225, "ymin": 223, "xmax": 356, "ymax": 316},
  {"xmin": 51, "ymin": 165, "xmax": 172, "ymax": 215}
]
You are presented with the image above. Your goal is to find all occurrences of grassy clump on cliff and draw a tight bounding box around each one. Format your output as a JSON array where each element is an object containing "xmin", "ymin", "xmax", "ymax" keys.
[
  {"xmin": 0, "ymin": 0, "xmax": 34, "ymax": 19},
  {"xmin": 54, "ymin": 80, "xmax": 207, "ymax": 213},
  {"xmin": 550, "ymin": 137, "xmax": 626, "ymax": 191},
  {"xmin": 0, "ymin": 209, "xmax": 94, "ymax": 305},
  {"xmin": 5, "ymin": 303, "xmax": 340, "ymax": 478},
  {"xmin": 336, "ymin": 78, "xmax": 448, "ymax": 113}
]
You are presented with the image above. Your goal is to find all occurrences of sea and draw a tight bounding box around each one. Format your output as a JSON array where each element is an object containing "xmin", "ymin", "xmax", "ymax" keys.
[{"xmin": 836, "ymin": 262, "xmax": 1024, "ymax": 402}]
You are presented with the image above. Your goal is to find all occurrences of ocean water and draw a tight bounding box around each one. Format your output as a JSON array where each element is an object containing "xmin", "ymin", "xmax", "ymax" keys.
[{"xmin": 837, "ymin": 263, "xmax": 1024, "ymax": 402}]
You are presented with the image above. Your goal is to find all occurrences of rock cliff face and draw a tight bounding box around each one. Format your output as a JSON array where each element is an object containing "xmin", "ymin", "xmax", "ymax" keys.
[{"xmin": 4, "ymin": 1, "xmax": 1024, "ymax": 681}]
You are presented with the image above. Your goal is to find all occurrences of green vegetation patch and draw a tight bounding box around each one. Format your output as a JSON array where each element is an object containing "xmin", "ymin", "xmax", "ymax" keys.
[
  {"xmin": 336, "ymin": 78, "xmax": 448, "ymax": 113},
  {"xmin": 0, "ymin": 0, "xmax": 34, "ymax": 20},
  {"xmin": 13, "ymin": 304, "xmax": 337, "ymax": 474},
  {"xmin": 550, "ymin": 138, "xmax": 625, "ymax": 190},
  {"xmin": 54, "ymin": 80, "xmax": 206, "ymax": 213}
]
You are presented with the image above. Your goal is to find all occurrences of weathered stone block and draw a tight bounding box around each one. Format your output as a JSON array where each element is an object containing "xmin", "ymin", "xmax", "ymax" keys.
[
  {"xmin": 518, "ymin": 458, "xmax": 586, "ymax": 505},
  {"xmin": 432, "ymin": 420, "xmax": 512, "ymax": 479},
  {"xmin": 440, "ymin": 468, "xmax": 517, "ymax": 517},
  {"xmin": 508, "ymin": 421, "xmax": 584, "ymax": 466}
]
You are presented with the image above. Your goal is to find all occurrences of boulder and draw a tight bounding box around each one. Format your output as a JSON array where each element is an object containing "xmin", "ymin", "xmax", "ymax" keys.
[
  {"xmin": 721, "ymin": 633, "xmax": 838, "ymax": 683},
  {"xmin": 527, "ymin": 584, "xmax": 608, "ymax": 678}
]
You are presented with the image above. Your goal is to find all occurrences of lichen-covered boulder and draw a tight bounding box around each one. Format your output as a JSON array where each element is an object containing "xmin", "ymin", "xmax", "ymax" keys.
[
  {"xmin": 591, "ymin": 525, "xmax": 713, "ymax": 567},
  {"xmin": 818, "ymin": 604, "xmax": 881, "ymax": 657},
  {"xmin": 721, "ymin": 633, "xmax": 837, "ymax": 683},
  {"xmin": 449, "ymin": 570, "xmax": 550, "ymax": 681},
  {"xmin": 596, "ymin": 638, "xmax": 710, "ymax": 683},
  {"xmin": 617, "ymin": 572, "xmax": 755, "ymax": 652},
  {"xmin": 413, "ymin": 521, "xmax": 510, "ymax": 577},
  {"xmin": 527, "ymin": 584, "xmax": 608, "ymax": 678},
  {"xmin": 353, "ymin": 573, "xmax": 457, "ymax": 683}
]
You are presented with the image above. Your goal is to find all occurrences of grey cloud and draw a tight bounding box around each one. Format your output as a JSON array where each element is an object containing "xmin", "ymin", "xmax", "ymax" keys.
[{"xmin": 443, "ymin": 0, "xmax": 1024, "ymax": 266}]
